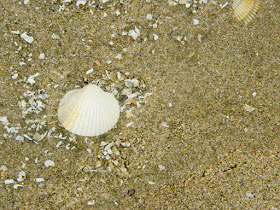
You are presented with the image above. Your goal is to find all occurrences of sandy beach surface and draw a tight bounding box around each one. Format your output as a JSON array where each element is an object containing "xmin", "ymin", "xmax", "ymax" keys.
[{"xmin": 0, "ymin": 0, "xmax": 279, "ymax": 209}]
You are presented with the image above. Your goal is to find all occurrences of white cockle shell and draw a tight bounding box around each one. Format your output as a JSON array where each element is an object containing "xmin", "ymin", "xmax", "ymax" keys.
[{"xmin": 57, "ymin": 84, "xmax": 120, "ymax": 137}]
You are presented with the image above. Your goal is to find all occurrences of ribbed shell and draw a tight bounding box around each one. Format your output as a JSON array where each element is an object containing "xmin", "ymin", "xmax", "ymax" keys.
[
  {"xmin": 58, "ymin": 84, "xmax": 120, "ymax": 137},
  {"xmin": 232, "ymin": 0, "xmax": 260, "ymax": 24}
]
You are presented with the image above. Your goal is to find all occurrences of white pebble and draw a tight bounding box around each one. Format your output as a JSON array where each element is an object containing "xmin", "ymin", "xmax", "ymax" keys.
[
  {"xmin": 76, "ymin": 0, "xmax": 87, "ymax": 6},
  {"xmin": 39, "ymin": 53, "xmax": 45, "ymax": 59},
  {"xmin": 56, "ymin": 140, "xmax": 63, "ymax": 148},
  {"xmin": 100, "ymin": 141, "xmax": 108, "ymax": 146},
  {"xmin": 36, "ymin": 178, "xmax": 44, "ymax": 182},
  {"xmin": 153, "ymin": 34, "xmax": 159, "ymax": 40},
  {"xmin": 0, "ymin": 165, "xmax": 8, "ymax": 171},
  {"xmin": 244, "ymin": 104, "xmax": 255, "ymax": 112},
  {"xmin": 193, "ymin": 19, "xmax": 200, "ymax": 25},
  {"xmin": 17, "ymin": 171, "xmax": 26, "ymax": 182},
  {"xmin": 44, "ymin": 160, "xmax": 55, "ymax": 168},
  {"xmin": 246, "ymin": 192, "xmax": 255, "ymax": 198},
  {"xmin": 15, "ymin": 135, "xmax": 24, "ymax": 142},
  {"xmin": 88, "ymin": 200, "xmax": 96, "ymax": 205},
  {"xmin": 20, "ymin": 32, "xmax": 34, "ymax": 43},
  {"xmin": 86, "ymin": 68, "xmax": 94, "ymax": 75},
  {"xmin": 12, "ymin": 73, "xmax": 18, "ymax": 79},
  {"xmin": 126, "ymin": 122, "xmax": 133, "ymax": 127},
  {"xmin": 146, "ymin": 14, "xmax": 153, "ymax": 20},
  {"xmin": 128, "ymin": 28, "xmax": 140, "ymax": 40},
  {"xmin": 121, "ymin": 142, "xmax": 131, "ymax": 147},
  {"xmin": 158, "ymin": 165, "xmax": 166, "ymax": 171},
  {"xmin": 11, "ymin": 30, "xmax": 20, "ymax": 34},
  {"xmin": 0, "ymin": 116, "xmax": 9, "ymax": 125},
  {"xmin": 4, "ymin": 179, "xmax": 15, "ymax": 185},
  {"xmin": 115, "ymin": 54, "xmax": 122, "ymax": 60},
  {"xmin": 13, "ymin": 184, "xmax": 24, "ymax": 189},
  {"xmin": 161, "ymin": 122, "xmax": 169, "ymax": 128}
]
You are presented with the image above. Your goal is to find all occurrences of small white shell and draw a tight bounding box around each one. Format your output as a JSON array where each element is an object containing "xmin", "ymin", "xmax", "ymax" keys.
[
  {"xmin": 58, "ymin": 84, "xmax": 120, "ymax": 137},
  {"xmin": 232, "ymin": 0, "xmax": 260, "ymax": 24}
]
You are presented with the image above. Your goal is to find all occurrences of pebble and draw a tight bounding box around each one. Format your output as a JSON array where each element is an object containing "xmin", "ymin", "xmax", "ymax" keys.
[
  {"xmin": 244, "ymin": 104, "xmax": 255, "ymax": 112},
  {"xmin": 88, "ymin": 200, "xmax": 96, "ymax": 205},
  {"xmin": 146, "ymin": 14, "xmax": 153, "ymax": 20},
  {"xmin": 158, "ymin": 165, "xmax": 166, "ymax": 171},
  {"xmin": 86, "ymin": 68, "xmax": 94, "ymax": 75},
  {"xmin": 193, "ymin": 19, "xmax": 200, "ymax": 25},
  {"xmin": 0, "ymin": 165, "xmax": 8, "ymax": 171},
  {"xmin": 39, "ymin": 53, "xmax": 45, "ymax": 59},
  {"xmin": 17, "ymin": 171, "xmax": 26, "ymax": 182},
  {"xmin": 128, "ymin": 28, "xmax": 140, "ymax": 40},
  {"xmin": 76, "ymin": 0, "xmax": 87, "ymax": 6},
  {"xmin": 153, "ymin": 34, "xmax": 159, "ymax": 40},
  {"xmin": 36, "ymin": 178, "xmax": 44, "ymax": 182},
  {"xmin": 44, "ymin": 160, "xmax": 55, "ymax": 168},
  {"xmin": 13, "ymin": 184, "xmax": 24, "ymax": 189},
  {"xmin": 4, "ymin": 179, "xmax": 15, "ymax": 185},
  {"xmin": 20, "ymin": 32, "xmax": 34, "ymax": 44}
]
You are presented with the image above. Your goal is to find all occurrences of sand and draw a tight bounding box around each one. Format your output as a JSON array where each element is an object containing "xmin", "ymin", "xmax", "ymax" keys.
[{"xmin": 0, "ymin": 0, "xmax": 280, "ymax": 208}]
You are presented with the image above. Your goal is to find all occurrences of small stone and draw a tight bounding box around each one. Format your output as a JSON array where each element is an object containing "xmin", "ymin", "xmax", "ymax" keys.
[
  {"xmin": 20, "ymin": 32, "xmax": 34, "ymax": 44},
  {"xmin": 17, "ymin": 171, "xmax": 26, "ymax": 182},
  {"xmin": 86, "ymin": 68, "xmax": 94, "ymax": 75},
  {"xmin": 128, "ymin": 28, "xmax": 140, "ymax": 40},
  {"xmin": 146, "ymin": 14, "xmax": 153, "ymax": 20},
  {"xmin": 39, "ymin": 53, "xmax": 45, "ymax": 59},
  {"xmin": 32, "ymin": 132, "xmax": 41, "ymax": 141},
  {"xmin": 193, "ymin": 19, "xmax": 200, "ymax": 25},
  {"xmin": 244, "ymin": 104, "xmax": 255, "ymax": 112},
  {"xmin": 0, "ymin": 165, "xmax": 8, "ymax": 171},
  {"xmin": 15, "ymin": 135, "xmax": 24, "ymax": 142},
  {"xmin": 44, "ymin": 160, "xmax": 55, "ymax": 168},
  {"xmin": 128, "ymin": 189, "xmax": 135, "ymax": 196},
  {"xmin": 95, "ymin": 60, "xmax": 101, "ymax": 66},
  {"xmin": 129, "ymin": 98, "xmax": 137, "ymax": 105},
  {"xmin": 158, "ymin": 165, "xmax": 166, "ymax": 171},
  {"xmin": 88, "ymin": 200, "xmax": 96, "ymax": 205},
  {"xmin": 76, "ymin": 0, "xmax": 87, "ymax": 6},
  {"xmin": 153, "ymin": 34, "xmax": 159, "ymax": 40},
  {"xmin": 178, "ymin": 0, "xmax": 187, "ymax": 4},
  {"xmin": 36, "ymin": 178, "xmax": 44, "ymax": 182},
  {"xmin": 4, "ymin": 179, "xmax": 15, "ymax": 185},
  {"xmin": 13, "ymin": 184, "xmax": 24, "ymax": 189},
  {"xmin": 161, "ymin": 122, "xmax": 169, "ymax": 128}
]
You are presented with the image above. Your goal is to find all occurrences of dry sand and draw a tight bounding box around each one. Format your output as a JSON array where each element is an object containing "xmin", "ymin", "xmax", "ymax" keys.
[{"xmin": 0, "ymin": 0, "xmax": 280, "ymax": 209}]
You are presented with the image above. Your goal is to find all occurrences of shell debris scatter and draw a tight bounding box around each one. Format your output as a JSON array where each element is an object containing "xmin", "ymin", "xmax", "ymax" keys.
[
  {"xmin": 232, "ymin": 0, "xmax": 260, "ymax": 24},
  {"xmin": 57, "ymin": 84, "xmax": 120, "ymax": 137}
]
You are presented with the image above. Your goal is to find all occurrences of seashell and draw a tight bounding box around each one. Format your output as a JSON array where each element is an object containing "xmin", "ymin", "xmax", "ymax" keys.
[
  {"xmin": 58, "ymin": 84, "xmax": 120, "ymax": 137},
  {"xmin": 232, "ymin": 0, "xmax": 260, "ymax": 24}
]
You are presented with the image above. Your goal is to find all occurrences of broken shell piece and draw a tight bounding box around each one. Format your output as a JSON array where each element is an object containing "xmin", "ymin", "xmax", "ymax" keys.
[
  {"xmin": 57, "ymin": 84, "xmax": 120, "ymax": 136},
  {"xmin": 232, "ymin": 0, "xmax": 260, "ymax": 24}
]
